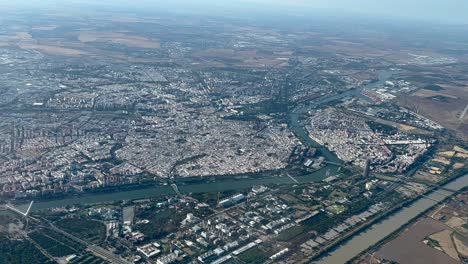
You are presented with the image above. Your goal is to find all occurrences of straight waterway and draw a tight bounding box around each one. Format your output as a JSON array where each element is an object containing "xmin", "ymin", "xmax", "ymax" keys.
[{"xmin": 316, "ymin": 173, "xmax": 468, "ymax": 264}]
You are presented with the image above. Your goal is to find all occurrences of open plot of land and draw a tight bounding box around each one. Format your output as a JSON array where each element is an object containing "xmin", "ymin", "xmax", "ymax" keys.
[
  {"xmin": 399, "ymin": 83, "xmax": 468, "ymax": 139},
  {"xmin": 453, "ymin": 234, "xmax": 468, "ymax": 257},
  {"xmin": 78, "ymin": 32, "xmax": 161, "ymax": 49},
  {"xmin": 17, "ymin": 42, "xmax": 84, "ymax": 56},
  {"xmin": 429, "ymin": 229, "xmax": 460, "ymax": 261},
  {"xmin": 375, "ymin": 218, "xmax": 460, "ymax": 264}
]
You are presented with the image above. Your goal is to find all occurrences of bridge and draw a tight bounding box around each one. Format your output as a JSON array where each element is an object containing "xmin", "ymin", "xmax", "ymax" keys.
[
  {"xmin": 5, "ymin": 201, "xmax": 131, "ymax": 264},
  {"xmin": 171, "ymin": 183, "xmax": 181, "ymax": 195},
  {"xmin": 309, "ymin": 158, "xmax": 343, "ymax": 167},
  {"xmin": 5, "ymin": 201, "xmax": 34, "ymax": 217}
]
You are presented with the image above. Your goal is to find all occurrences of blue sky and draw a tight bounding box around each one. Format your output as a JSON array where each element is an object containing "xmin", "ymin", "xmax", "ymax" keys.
[{"xmin": 1, "ymin": 0, "xmax": 467, "ymax": 24}]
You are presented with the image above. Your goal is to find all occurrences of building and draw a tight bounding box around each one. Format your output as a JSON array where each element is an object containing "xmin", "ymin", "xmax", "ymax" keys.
[{"xmin": 363, "ymin": 158, "xmax": 371, "ymax": 177}]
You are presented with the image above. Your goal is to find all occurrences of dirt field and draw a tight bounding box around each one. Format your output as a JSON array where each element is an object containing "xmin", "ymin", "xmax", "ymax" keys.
[
  {"xmin": 429, "ymin": 229, "xmax": 460, "ymax": 261},
  {"xmin": 413, "ymin": 89, "xmax": 459, "ymax": 99},
  {"xmin": 414, "ymin": 171, "xmax": 441, "ymax": 183},
  {"xmin": 17, "ymin": 42, "xmax": 84, "ymax": 56},
  {"xmin": 398, "ymin": 124, "xmax": 417, "ymax": 131},
  {"xmin": 78, "ymin": 32, "xmax": 161, "ymax": 49},
  {"xmin": 31, "ymin": 26, "xmax": 58, "ymax": 30},
  {"xmin": 398, "ymin": 95, "xmax": 468, "ymax": 140},
  {"xmin": 454, "ymin": 234, "xmax": 468, "ymax": 257},
  {"xmin": 375, "ymin": 218, "xmax": 460, "ymax": 264}
]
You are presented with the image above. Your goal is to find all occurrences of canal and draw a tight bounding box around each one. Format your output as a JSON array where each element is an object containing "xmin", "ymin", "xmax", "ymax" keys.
[{"xmin": 316, "ymin": 173, "xmax": 468, "ymax": 264}]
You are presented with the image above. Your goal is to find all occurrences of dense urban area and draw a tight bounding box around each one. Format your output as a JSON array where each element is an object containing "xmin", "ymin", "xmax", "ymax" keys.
[{"xmin": 0, "ymin": 3, "xmax": 468, "ymax": 264}]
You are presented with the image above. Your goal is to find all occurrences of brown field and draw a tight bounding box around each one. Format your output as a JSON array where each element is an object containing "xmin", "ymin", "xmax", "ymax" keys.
[
  {"xmin": 414, "ymin": 89, "xmax": 459, "ymax": 99},
  {"xmin": 454, "ymin": 146, "xmax": 468, "ymax": 154},
  {"xmin": 15, "ymin": 32, "xmax": 32, "ymax": 40},
  {"xmin": 454, "ymin": 235, "xmax": 468, "ymax": 257},
  {"xmin": 432, "ymin": 156, "xmax": 451, "ymax": 166},
  {"xmin": 192, "ymin": 48, "xmax": 287, "ymax": 68},
  {"xmin": 398, "ymin": 124, "xmax": 417, "ymax": 131},
  {"xmin": 376, "ymin": 218, "xmax": 460, "ymax": 264},
  {"xmin": 455, "ymin": 153, "xmax": 468, "ymax": 159},
  {"xmin": 31, "ymin": 25, "xmax": 58, "ymax": 30},
  {"xmin": 439, "ymin": 151, "xmax": 456, "ymax": 158},
  {"xmin": 78, "ymin": 32, "xmax": 161, "ymax": 49},
  {"xmin": 398, "ymin": 92, "xmax": 468, "ymax": 140},
  {"xmin": 429, "ymin": 229, "xmax": 460, "ymax": 261},
  {"xmin": 414, "ymin": 171, "xmax": 441, "ymax": 183},
  {"xmin": 17, "ymin": 42, "xmax": 84, "ymax": 56},
  {"xmin": 192, "ymin": 48, "xmax": 257, "ymax": 59},
  {"xmin": 445, "ymin": 216, "xmax": 466, "ymax": 229}
]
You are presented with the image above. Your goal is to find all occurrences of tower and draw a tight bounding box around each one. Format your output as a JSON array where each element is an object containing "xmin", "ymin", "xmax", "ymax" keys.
[
  {"xmin": 363, "ymin": 158, "xmax": 371, "ymax": 177},
  {"xmin": 10, "ymin": 123, "xmax": 15, "ymax": 153}
]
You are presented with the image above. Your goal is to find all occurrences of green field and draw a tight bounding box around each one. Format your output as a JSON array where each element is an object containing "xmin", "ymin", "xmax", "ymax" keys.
[
  {"xmin": 327, "ymin": 204, "xmax": 346, "ymax": 215},
  {"xmin": 238, "ymin": 247, "xmax": 269, "ymax": 264},
  {"xmin": 277, "ymin": 225, "xmax": 306, "ymax": 241},
  {"xmin": 56, "ymin": 218, "xmax": 107, "ymax": 244},
  {"xmin": 0, "ymin": 234, "xmax": 53, "ymax": 264},
  {"xmin": 29, "ymin": 230, "xmax": 77, "ymax": 257}
]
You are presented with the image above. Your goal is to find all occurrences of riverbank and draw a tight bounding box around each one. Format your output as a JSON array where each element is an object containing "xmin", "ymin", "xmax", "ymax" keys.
[
  {"xmin": 310, "ymin": 170, "xmax": 467, "ymax": 262},
  {"xmin": 350, "ymin": 185, "xmax": 468, "ymax": 263},
  {"xmin": 11, "ymin": 164, "xmax": 340, "ymax": 212},
  {"xmin": 315, "ymin": 173, "xmax": 468, "ymax": 264}
]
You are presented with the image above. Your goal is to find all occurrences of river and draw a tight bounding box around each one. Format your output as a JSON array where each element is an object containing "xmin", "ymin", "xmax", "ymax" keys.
[
  {"xmin": 19, "ymin": 166, "xmax": 336, "ymax": 212},
  {"xmin": 316, "ymin": 173, "xmax": 468, "ymax": 264}
]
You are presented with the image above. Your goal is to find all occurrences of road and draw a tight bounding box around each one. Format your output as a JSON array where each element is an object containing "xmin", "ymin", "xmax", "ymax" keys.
[
  {"xmin": 45, "ymin": 220, "xmax": 131, "ymax": 264},
  {"xmin": 3, "ymin": 204, "xmax": 129, "ymax": 263},
  {"xmin": 29, "ymin": 218, "xmax": 130, "ymax": 264}
]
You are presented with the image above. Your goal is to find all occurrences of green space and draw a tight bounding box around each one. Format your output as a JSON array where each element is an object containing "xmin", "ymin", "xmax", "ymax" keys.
[
  {"xmin": 277, "ymin": 225, "xmax": 306, "ymax": 241},
  {"xmin": 191, "ymin": 189, "xmax": 244, "ymax": 207},
  {"xmin": 276, "ymin": 212, "xmax": 339, "ymax": 242},
  {"xmin": 55, "ymin": 218, "xmax": 107, "ymax": 244},
  {"xmin": 327, "ymin": 204, "xmax": 346, "ymax": 215},
  {"xmin": 135, "ymin": 208, "xmax": 183, "ymax": 240},
  {"xmin": 224, "ymin": 99, "xmax": 289, "ymax": 122},
  {"xmin": 302, "ymin": 212, "xmax": 336, "ymax": 234},
  {"xmin": 238, "ymin": 247, "xmax": 270, "ymax": 264},
  {"xmin": 43, "ymin": 227, "xmax": 87, "ymax": 251},
  {"xmin": 425, "ymin": 237, "xmax": 441, "ymax": 248},
  {"xmin": 367, "ymin": 120, "xmax": 398, "ymax": 134},
  {"xmin": 328, "ymin": 189, "xmax": 348, "ymax": 201},
  {"xmin": 423, "ymin": 84, "xmax": 444, "ymax": 91},
  {"xmin": 0, "ymin": 234, "xmax": 53, "ymax": 264},
  {"xmin": 29, "ymin": 230, "xmax": 77, "ymax": 257}
]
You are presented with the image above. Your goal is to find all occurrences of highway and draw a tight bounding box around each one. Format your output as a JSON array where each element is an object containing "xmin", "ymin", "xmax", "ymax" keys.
[
  {"xmin": 3, "ymin": 203, "xmax": 130, "ymax": 264},
  {"xmin": 45, "ymin": 220, "xmax": 131, "ymax": 264}
]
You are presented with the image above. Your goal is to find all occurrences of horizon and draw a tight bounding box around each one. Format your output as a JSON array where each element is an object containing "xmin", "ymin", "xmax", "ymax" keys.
[{"xmin": 1, "ymin": 0, "xmax": 468, "ymax": 25}]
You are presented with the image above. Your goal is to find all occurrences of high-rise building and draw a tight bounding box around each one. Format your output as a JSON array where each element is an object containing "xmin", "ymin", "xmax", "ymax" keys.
[
  {"xmin": 363, "ymin": 158, "xmax": 371, "ymax": 177},
  {"xmin": 10, "ymin": 123, "xmax": 15, "ymax": 153}
]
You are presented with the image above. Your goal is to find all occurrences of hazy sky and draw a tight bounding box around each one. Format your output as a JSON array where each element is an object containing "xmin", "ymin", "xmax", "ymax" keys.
[{"xmin": 1, "ymin": 0, "xmax": 468, "ymax": 24}]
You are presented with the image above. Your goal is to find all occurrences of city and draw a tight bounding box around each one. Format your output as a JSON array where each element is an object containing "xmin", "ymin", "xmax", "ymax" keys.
[{"xmin": 0, "ymin": 1, "xmax": 468, "ymax": 264}]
